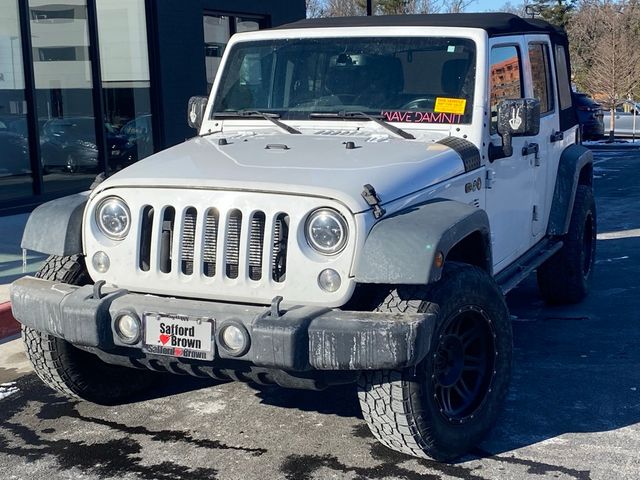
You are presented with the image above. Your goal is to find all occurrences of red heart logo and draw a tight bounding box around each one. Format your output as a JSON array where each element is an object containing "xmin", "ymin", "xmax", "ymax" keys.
[
  {"xmin": 174, "ymin": 348, "xmax": 183, "ymax": 356},
  {"xmin": 159, "ymin": 334, "xmax": 171, "ymax": 345}
]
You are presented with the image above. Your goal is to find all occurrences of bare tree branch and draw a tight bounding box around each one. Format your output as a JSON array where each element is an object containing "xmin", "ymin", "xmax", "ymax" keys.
[{"xmin": 569, "ymin": 1, "xmax": 640, "ymax": 131}]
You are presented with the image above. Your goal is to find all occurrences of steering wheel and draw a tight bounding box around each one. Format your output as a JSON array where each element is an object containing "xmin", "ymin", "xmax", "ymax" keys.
[{"xmin": 400, "ymin": 96, "xmax": 436, "ymax": 110}]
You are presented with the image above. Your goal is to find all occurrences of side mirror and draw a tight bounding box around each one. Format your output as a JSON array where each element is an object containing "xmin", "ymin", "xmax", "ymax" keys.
[
  {"xmin": 489, "ymin": 98, "xmax": 541, "ymax": 161},
  {"xmin": 187, "ymin": 96, "xmax": 208, "ymax": 130}
]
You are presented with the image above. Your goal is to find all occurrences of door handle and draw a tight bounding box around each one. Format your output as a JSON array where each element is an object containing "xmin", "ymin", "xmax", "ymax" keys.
[
  {"xmin": 550, "ymin": 131, "xmax": 564, "ymax": 142},
  {"xmin": 522, "ymin": 143, "xmax": 539, "ymax": 156}
]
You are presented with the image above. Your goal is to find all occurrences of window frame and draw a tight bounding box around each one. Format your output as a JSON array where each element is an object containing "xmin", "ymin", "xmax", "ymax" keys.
[
  {"xmin": 202, "ymin": 11, "xmax": 269, "ymax": 92},
  {"xmin": 211, "ymin": 36, "xmax": 478, "ymax": 123},
  {"xmin": 528, "ymin": 41, "xmax": 556, "ymax": 117},
  {"xmin": 489, "ymin": 43, "xmax": 524, "ymax": 134},
  {"xmin": 554, "ymin": 44, "xmax": 573, "ymax": 113},
  {"xmin": 203, "ymin": 10, "xmax": 269, "ymax": 36}
]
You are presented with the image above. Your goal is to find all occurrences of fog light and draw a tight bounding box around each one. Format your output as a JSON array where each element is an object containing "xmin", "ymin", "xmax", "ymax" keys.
[
  {"xmin": 92, "ymin": 251, "xmax": 110, "ymax": 273},
  {"xmin": 318, "ymin": 268, "xmax": 341, "ymax": 292},
  {"xmin": 114, "ymin": 312, "xmax": 141, "ymax": 344},
  {"xmin": 218, "ymin": 322, "xmax": 250, "ymax": 356}
]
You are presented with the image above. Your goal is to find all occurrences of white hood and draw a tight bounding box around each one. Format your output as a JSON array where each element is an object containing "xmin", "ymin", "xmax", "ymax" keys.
[{"xmin": 96, "ymin": 132, "xmax": 466, "ymax": 213}]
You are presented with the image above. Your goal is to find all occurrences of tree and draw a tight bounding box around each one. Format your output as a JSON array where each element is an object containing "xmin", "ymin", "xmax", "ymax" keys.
[
  {"xmin": 496, "ymin": 1, "xmax": 528, "ymax": 15},
  {"xmin": 306, "ymin": 0, "xmax": 326, "ymax": 17},
  {"xmin": 305, "ymin": 0, "xmax": 476, "ymax": 17},
  {"xmin": 376, "ymin": 0, "xmax": 442, "ymax": 14},
  {"xmin": 569, "ymin": 1, "xmax": 640, "ymax": 138},
  {"xmin": 324, "ymin": 0, "xmax": 367, "ymax": 16},
  {"xmin": 441, "ymin": 0, "xmax": 476, "ymax": 13},
  {"xmin": 528, "ymin": 0, "xmax": 575, "ymax": 26}
]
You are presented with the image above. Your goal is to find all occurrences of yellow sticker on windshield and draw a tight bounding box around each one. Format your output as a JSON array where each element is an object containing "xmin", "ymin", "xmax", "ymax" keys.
[{"xmin": 434, "ymin": 97, "xmax": 467, "ymax": 115}]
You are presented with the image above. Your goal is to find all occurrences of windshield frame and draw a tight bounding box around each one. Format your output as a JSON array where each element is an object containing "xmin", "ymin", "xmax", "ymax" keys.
[{"xmin": 202, "ymin": 27, "xmax": 486, "ymax": 134}]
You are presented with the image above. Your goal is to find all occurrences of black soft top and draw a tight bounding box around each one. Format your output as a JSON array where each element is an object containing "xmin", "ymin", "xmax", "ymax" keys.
[{"xmin": 276, "ymin": 13, "xmax": 567, "ymax": 44}]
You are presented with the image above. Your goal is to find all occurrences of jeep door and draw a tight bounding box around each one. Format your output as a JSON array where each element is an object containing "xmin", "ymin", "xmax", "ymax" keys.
[
  {"xmin": 485, "ymin": 39, "xmax": 536, "ymax": 271},
  {"xmin": 525, "ymin": 38, "xmax": 557, "ymax": 239}
]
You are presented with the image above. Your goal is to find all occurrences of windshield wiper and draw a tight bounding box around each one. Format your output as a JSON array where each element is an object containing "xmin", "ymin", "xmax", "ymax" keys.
[
  {"xmin": 309, "ymin": 111, "xmax": 415, "ymax": 140},
  {"xmin": 211, "ymin": 110, "xmax": 301, "ymax": 135}
]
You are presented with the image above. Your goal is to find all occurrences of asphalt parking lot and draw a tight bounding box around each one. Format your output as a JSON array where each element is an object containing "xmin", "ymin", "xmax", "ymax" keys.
[{"xmin": 1, "ymin": 148, "xmax": 639, "ymax": 480}]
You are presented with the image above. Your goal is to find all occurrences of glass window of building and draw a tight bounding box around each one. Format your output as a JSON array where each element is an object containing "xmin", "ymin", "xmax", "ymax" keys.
[
  {"xmin": 528, "ymin": 43, "xmax": 554, "ymax": 115},
  {"xmin": 490, "ymin": 45, "xmax": 523, "ymax": 133},
  {"xmin": 0, "ymin": 0, "xmax": 32, "ymax": 203},
  {"xmin": 204, "ymin": 15, "xmax": 230, "ymax": 92},
  {"xmin": 96, "ymin": 0, "xmax": 154, "ymax": 166},
  {"xmin": 236, "ymin": 17, "xmax": 261, "ymax": 33},
  {"xmin": 29, "ymin": 0, "xmax": 97, "ymax": 194}
]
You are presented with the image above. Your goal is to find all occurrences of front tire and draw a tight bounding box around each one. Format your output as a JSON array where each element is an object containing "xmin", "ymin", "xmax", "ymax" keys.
[
  {"xmin": 23, "ymin": 255, "xmax": 155, "ymax": 404},
  {"xmin": 358, "ymin": 263, "xmax": 512, "ymax": 460},
  {"xmin": 537, "ymin": 185, "xmax": 596, "ymax": 304}
]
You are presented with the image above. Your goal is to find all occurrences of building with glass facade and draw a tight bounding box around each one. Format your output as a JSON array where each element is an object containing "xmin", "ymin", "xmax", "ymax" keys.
[{"xmin": 0, "ymin": 0, "xmax": 305, "ymax": 213}]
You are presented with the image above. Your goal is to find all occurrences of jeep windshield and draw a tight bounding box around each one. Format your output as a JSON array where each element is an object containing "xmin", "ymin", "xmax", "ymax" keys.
[{"xmin": 212, "ymin": 36, "xmax": 476, "ymax": 125}]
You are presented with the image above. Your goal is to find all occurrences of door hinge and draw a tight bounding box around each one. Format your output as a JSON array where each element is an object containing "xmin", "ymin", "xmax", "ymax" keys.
[
  {"xmin": 485, "ymin": 169, "xmax": 495, "ymax": 189},
  {"xmin": 522, "ymin": 142, "xmax": 541, "ymax": 166},
  {"xmin": 550, "ymin": 131, "xmax": 564, "ymax": 143},
  {"xmin": 532, "ymin": 205, "xmax": 540, "ymax": 222}
]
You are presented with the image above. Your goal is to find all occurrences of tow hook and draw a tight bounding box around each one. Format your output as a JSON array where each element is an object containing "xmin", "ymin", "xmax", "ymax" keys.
[{"xmin": 270, "ymin": 296, "xmax": 284, "ymax": 318}]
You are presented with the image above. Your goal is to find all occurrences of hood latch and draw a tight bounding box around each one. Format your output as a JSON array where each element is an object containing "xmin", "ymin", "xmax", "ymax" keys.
[{"xmin": 361, "ymin": 184, "xmax": 386, "ymax": 219}]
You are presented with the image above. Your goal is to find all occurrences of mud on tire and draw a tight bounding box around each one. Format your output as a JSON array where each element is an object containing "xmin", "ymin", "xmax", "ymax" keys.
[
  {"xmin": 358, "ymin": 263, "xmax": 512, "ymax": 461},
  {"xmin": 23, "ymin": 255, "xmax": 156, "ymax": 405}
]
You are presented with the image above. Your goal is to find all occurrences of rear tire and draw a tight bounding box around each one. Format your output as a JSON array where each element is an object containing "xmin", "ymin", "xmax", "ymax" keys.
[
  {"xmin": 537, "ymin": 185, "xmax": 596, "ymax": 304},
  {"xmin": 358, "ymin": 263, "xmax": 512, "ymax": 460},
  {"xmin": 23, "ymin": 255, "xmax": 156, "ymax": 404}
]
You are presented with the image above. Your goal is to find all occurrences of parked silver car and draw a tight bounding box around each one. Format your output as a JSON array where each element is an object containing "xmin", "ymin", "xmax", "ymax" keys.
[{"xmin": 602, "ymin": 101, "xmax": 640, "ymax": 137}]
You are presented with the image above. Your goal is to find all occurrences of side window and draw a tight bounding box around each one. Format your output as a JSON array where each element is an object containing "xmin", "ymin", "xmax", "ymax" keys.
[
  {"xmin": 554, "ymin": 45, "xmax": 572, "ymax": 111},
  {"xmin": 490, "ymin": 45, "xmax": 523, "ymax": 133},
  {"xmin": 528, "ymin": 43, "xmax": 554, "ymax": 114}
]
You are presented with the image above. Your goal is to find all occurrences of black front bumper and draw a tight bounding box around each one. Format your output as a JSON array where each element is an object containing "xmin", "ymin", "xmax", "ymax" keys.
[{"xmin": 11, "ymin": 277, "xmax": 436, "ymax": 372}]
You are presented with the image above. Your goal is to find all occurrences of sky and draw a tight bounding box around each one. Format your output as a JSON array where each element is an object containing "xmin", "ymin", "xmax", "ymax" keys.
[
  {"xmin": 313, "ymin": 0, "xmax": 518, "ymax": 14},
  {"xmin": 463, "ymin": 0, "xmax": 513, "ymax": 12}
]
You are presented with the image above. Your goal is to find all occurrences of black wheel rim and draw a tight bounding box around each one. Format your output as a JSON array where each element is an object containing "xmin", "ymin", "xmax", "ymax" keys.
[
  {"xmin": 432, "ymin": 306, "xmax": 496, "ymax": 423},
  {"xmin": 582, "ymin": 213, "xmax": 595, "ymax": 278}
]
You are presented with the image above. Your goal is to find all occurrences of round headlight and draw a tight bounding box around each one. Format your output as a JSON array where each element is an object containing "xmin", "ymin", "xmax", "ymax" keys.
[
  {"xmin": 305, "ymin": 208, "xmax": 349, "ymax": 255},
  {"xmin": 96, "ymin": 196, "xmax": 131, "ymax": 240}
]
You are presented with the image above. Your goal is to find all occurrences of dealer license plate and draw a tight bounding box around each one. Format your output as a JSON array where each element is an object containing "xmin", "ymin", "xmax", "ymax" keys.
[{"xmin": 143, "ymin": 313, "xmax": 214, "ymax": 360}]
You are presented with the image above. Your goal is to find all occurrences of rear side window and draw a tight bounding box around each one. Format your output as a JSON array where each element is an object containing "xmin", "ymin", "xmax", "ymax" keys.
[
  {"xmin": 490, "ymin": 45, "xmax": 523, "ymax": 133},
  {"xmin": 554, "ymin": 45, "xmax": 572, "ymax": 111},
  {"xmin": 528, "ymin": 43, "xmax": 554, "ymax": 114}
]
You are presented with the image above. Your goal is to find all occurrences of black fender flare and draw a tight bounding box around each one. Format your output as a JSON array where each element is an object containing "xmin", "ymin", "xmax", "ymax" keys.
[
  {"xmin": 21, "ymin": 193, "xmax": 88, "ymax": 256},
  {"xmin": 547, "ymin": 144, "xmax": 593, "ymax": 236},
  {"xmin": 353, "ymin": 199, "xmax": 492, "ymax": 284}
]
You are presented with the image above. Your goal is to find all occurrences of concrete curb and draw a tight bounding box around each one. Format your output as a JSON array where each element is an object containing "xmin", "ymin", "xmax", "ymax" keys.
[{"xmin": 0, "ymin": 302, "xmax": 20, "ymax": 340}]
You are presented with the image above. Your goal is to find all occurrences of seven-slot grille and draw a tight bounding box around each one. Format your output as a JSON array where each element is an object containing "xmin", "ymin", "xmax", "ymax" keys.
[{"xmin": 138, "ymin": 205, "xmax": 289, "ymax": 283}]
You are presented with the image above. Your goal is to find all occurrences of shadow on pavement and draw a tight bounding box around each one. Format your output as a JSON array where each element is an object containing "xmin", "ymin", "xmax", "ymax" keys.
[
  {"xmin": 253, "ymin": 382, "xmax": 362, "ymax": 419},
  {"xmin": 481, "ymin": 232, "xmax": 640, "ymax": 457}
]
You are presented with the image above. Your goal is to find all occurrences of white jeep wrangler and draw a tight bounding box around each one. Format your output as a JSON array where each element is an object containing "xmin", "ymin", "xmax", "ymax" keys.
[{"xmin": 12, "ymin": 13, "xmax": 595, "ymax": 460}]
